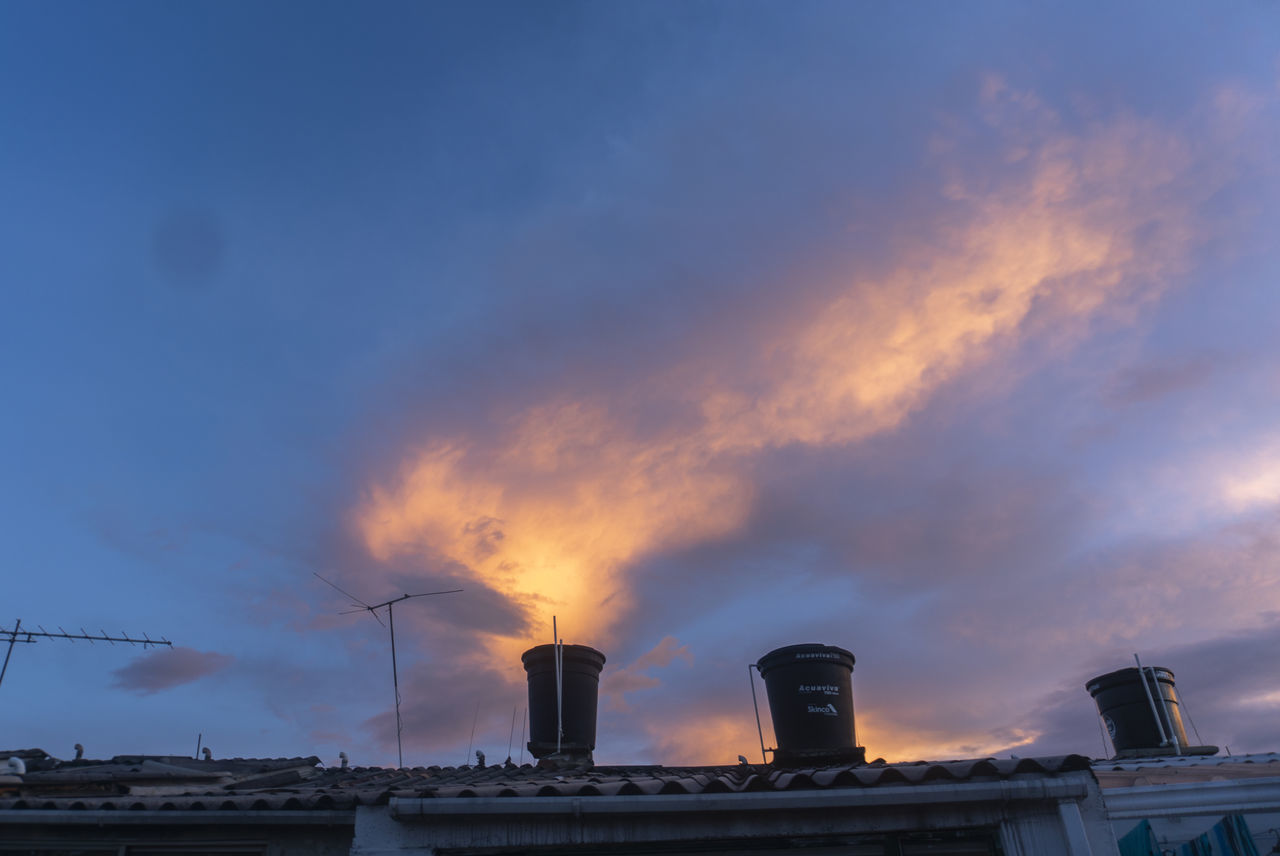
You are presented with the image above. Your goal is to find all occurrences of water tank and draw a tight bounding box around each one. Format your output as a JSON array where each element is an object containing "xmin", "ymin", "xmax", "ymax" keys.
[
  {"xmin": 757, "ymin": 643, "xmax": 864, "ymax": 767},
  {"xmin": 522, "ymin": 643, "xmax": 606, "ymax": 762},
  {"xmin": 1086, "ymin": 666, "xmax": 1190, "ymax": 756}
]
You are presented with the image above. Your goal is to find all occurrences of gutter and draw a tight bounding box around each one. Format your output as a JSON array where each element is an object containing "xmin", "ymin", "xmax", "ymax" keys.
[
  {"xmin": 391, "ymin": 775, "xmax": 1094, "ymax": 820},
  {"xmin": 1102, "ymin": 775, "xmax": 1280, "ymax": 819}
]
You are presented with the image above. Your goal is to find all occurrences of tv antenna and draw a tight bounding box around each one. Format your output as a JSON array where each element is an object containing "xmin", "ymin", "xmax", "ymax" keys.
[
  {"xmin": 1, "ymin": 618, "xmax": 173, "ymax": 691},
  {"xmin": 314, "ymin": 573, "xmax": 461, "ymax": 768}
]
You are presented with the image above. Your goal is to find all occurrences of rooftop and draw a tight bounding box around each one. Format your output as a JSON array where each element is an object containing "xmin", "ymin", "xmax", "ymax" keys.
[
  {"xmin": 1092, "ymin": 751, "xmax": 1280, "ymax": 787},
  {"xmin": 0, "ymin": 750, "xmax": 1093, "ymax": 813}
]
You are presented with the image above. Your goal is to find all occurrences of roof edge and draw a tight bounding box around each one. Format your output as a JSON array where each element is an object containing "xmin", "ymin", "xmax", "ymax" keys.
[{"xmin": 390, "ymin": 774, "xmax": 1094, "ymax": 819}]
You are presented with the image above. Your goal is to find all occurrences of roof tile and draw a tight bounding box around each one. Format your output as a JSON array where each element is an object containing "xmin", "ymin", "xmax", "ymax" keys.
[{"xmin": 0, "ymin": 753, "xmax": 1099, "ymax": 812}]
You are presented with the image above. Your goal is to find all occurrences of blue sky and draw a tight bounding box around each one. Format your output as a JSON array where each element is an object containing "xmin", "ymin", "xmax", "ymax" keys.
[{"xmin": 3, "ymin": 1, "xmax": 1280, "ymax": 766}]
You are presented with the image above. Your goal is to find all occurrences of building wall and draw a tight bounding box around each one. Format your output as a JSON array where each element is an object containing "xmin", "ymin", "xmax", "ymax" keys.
[
  {"xmin": 1103, "ymin": 776, "xmax": 1280, "ymax": 854},
  {"xmin": 354, "ymin": 774, "xmax": 1119, "ymax": 856},
  {"xmin": 0, "ymin": 816, "xmax": 354, "ymax": 856}
]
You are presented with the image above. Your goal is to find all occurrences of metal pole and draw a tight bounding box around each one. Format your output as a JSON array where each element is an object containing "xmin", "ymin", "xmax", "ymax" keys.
[
  {"xmin": 748, "ymin": 663, "xmax": 768, "ymax": 764},
  {"xmin": 507, "ymin": 705, "xmax": 516, "ymax": 762},
  {"xmin": 519, "ymin": 706, "xmax": 527, "ymax": 765},
  {"xmin": 466, "ymin": 700, "xmax": 479, "ymax": 766},
  {"xmin": 389, "ymin": 603, "xmax": 403, "ymax": 768},
  {"xmin": 0, "ymin": 619, "xmax": 21, "ymax": 690}
]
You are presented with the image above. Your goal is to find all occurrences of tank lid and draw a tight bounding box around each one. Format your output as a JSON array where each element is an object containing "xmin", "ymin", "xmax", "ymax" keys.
[
  {"xmin": 1085, "ymin": 666, "xmax": 1174, "ymax": 695},
  {"xmin": 757, "ymin": 643, "xmax": 854, "ymax": 674},
  {"xmin": 521, "ymin": 643, "xmax": 606, "ymax": 671}
]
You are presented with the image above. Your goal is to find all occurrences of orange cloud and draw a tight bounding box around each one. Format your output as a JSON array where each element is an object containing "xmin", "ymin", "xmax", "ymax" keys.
[
  {"xmin": 601, "ymin": 636, "xmax": 694, "ymax": 713},
  {"xmin": 355, "ymin": 78, "xmax": 1236, "ymax": 759}
]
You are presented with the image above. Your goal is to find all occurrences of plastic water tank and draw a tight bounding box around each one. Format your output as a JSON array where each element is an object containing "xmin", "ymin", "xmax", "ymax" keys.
[
  {"xmin": 1086, "ymin": 666, "xmax": 1190, "ymax": 755},
  {"xmin": 757, "ymin": 643, "xmax": 863, "ymax": 767},
  {"xmin": 522, "ymin": 643, "xmax": 606, "ymax": 761}
]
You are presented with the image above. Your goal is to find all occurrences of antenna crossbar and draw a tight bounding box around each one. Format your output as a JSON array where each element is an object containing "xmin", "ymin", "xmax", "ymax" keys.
[
  {"xmin": 0, "ymin": 627, "xmax": 173, "ymax": 647},
  {"xmin": 0, "ymin": 618, "xmax": 174, "ymax": 692}
]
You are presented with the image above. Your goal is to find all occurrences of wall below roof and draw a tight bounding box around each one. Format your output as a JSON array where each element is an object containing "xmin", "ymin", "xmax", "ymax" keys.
[
  {"xmin": 0, "ymin": 819, "xmax": 354, "ymax": 856},
  {"xmin": 351, "ymin": 773, "xmax": 1118, "ymax": 856},
  {"xmin": 1102, "ymin": 775, "xmax": 1280, "ymax": 852}
]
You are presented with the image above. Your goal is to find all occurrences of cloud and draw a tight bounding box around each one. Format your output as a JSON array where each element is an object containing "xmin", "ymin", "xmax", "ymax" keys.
[
  {"xmin": 1003, "ymin": 615, "xmax": 1280, "ymax": 758},
  {"xmin": 331, "ymin": 67, "xmax": 1279, "ymax": 766},
  {"xmin": 1104, "ymin": 355, "xmax": 1221, "ymax": 407},
  {"xmin": 1217, "ymin": 437, "xmax": 1280, "ymax": 512},
  {"xmin": 601, "ymin": 635, "xmax": 692, "ymax": 713},
  {"xmin": 357, "ymin": 81, "xmax": 1224, "ymax": 657},
  {"xmin": 111, "ymin": 647, "xmax": 233, "ymax": 695},
  {"xmin": 824, "ymin": 506, "xmax": 1280, "ymax": 761}
]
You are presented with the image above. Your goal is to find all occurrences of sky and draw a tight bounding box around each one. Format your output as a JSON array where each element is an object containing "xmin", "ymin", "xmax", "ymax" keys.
[{"xmin": 3, "ymin": 1, "xmax": 1280, "ymax": 768}]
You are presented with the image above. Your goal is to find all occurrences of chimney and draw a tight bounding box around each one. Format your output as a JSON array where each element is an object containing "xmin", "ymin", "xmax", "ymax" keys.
[
  {"xmin": 757, "ymin": 643, "xmax": 865, "ymax": 767},
  {"xmin": 521, "ymin": 643, "xmax": 606, "ymax": 765}
]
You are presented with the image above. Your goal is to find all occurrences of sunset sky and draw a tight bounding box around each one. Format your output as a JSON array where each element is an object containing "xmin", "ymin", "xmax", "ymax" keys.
[{"xmin": 4, "ymin": 2, "xmax": 1280, "ymax": 768}]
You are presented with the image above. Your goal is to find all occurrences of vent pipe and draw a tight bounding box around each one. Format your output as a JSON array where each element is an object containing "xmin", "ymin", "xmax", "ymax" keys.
[
  {"xmin": 756, "ymin": 643, "xmax": 865, "ymax": 767},
  {"xmin": 522, "ymin": 643, "xmax": 606, "ymax": 764},
  {"xmin": 1086, "ymin": 664, "xmax": 1216, "ymax": 758}
]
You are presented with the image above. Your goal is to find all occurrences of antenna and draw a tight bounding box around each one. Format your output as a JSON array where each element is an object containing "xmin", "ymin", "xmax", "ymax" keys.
[
  {"xmin": 465, "ymin": 700, "xmax": 480, "ymax": 766},
  {"xmin": 506, "ymin": 704, "xmax": 516, "ymax": 764},
  {"xmin": 519, "ymin": 706, "xmax": 527, "ymax": 765},
  {"xmin": 0, "ymin": 619, "xmax": 173, "ymax": 691},
  {"xmin": 314, "ymin": 573, "xmax": 461, "ymax": 768}
]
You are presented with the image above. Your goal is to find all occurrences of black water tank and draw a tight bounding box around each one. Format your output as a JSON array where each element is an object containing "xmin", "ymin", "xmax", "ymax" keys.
[
  {"xmin": 1086, "ymin": 666, "xmax": 1190, "ymax": 756},
  {"xmin": 757, "ymin": 643, "xmax": 863, "ymax": 767},
  {"xmin": 522, "ymin": 643, "xmax": 606, "ymax": 761}
]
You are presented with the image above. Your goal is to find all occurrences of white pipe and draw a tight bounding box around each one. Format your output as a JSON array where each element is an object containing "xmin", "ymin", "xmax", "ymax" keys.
[
  {"xmin": 748, "ymin": 664, "xmax": 768, "ymax": 764},
  {"xmin": 553, "ymin": 616, "xmax": 562, "ymax": 755},
  {"xmin": 1147, "ymin": 665, "xmax": 1182, "ymax": 754},
  {"xmin": 1134, "ymin": 654, "xmax": 1169, "ymax": 748}
]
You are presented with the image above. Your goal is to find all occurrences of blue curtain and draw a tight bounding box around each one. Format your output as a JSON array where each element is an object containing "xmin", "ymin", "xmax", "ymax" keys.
[
  {"xmin": 1119, "ymin": 819, "xmax": 1160, "ymax": 856},
  {"xmin": 1178, "ymin": 814, "xmax": 1261, "ymax": 856}
]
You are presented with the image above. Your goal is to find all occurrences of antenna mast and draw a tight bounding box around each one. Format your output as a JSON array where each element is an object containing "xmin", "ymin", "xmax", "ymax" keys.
[
  {"xmin": 0, "ymin": 618, "xmax": 174, "ymax": 691},
  {"xmin": 314, "ymin": 573, "xmax": 461, "ymax": 768}
]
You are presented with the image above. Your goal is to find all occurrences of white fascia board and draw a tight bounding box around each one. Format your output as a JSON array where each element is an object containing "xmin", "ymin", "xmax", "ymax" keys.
[{"xmin": 391, "ymin": 776, "xmax": 1094, "ymax": 820}]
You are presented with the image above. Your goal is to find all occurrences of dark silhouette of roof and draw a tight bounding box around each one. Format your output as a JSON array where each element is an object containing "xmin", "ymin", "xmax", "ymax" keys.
[{"xmin": 0, "ymin": 752, "xmax": 1092, "ymax": 813}]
